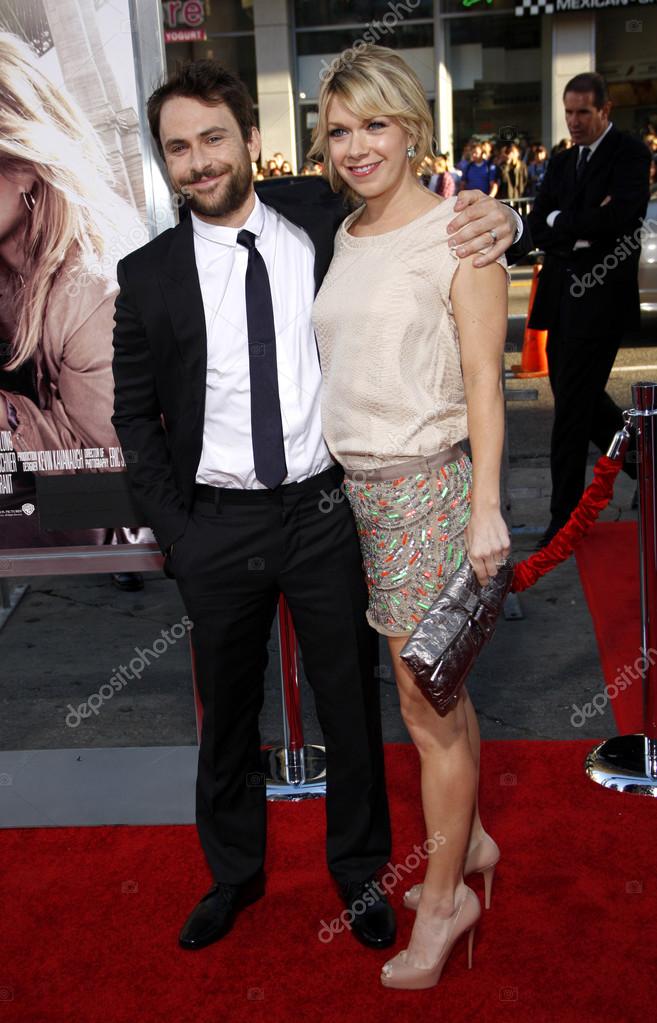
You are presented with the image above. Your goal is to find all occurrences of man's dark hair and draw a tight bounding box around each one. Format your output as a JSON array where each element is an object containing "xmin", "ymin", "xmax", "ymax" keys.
[
  {"xmin": 563, "ymin": 72, "xmax": 608, "ymax": 109},
  {"xmin": 147, "ymin": 60, "xmax": 257, "ymax": 153}
]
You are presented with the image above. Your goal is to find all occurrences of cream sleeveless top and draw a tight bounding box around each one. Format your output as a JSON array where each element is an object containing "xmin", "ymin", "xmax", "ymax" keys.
[{"xmin": 312, "ymin": 194, "xmax": 509, "ymax": 471}]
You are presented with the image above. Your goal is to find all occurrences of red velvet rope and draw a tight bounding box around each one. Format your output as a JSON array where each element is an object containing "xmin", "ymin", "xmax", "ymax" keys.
[{"xmin": 511, "ymin": 454, "xmax": 624, "ymax": 593}]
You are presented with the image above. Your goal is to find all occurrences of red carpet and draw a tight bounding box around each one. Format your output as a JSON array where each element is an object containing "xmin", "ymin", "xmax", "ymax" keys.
[
  {"xmin": 1, "ymin": 741, "xmax": 656, "ymax": 1023},
  {"xmin": 575, "ymin": 521, "xmax": 643, "ymax": 733}
]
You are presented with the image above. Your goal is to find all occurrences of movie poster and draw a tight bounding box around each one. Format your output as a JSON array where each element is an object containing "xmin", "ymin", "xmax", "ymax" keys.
[{"xmin": 0, "ymin": 0, "xmax": 165, "ymax": 554}]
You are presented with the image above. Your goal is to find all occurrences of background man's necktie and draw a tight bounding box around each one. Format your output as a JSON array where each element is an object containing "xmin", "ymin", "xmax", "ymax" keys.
[
  {"xmin": 576, "ymin": 146, "xmax": 591, "ymax": 182},
  {"xmin": 237, "ymin": 229, "xmax": 287, "ymax": 489}
]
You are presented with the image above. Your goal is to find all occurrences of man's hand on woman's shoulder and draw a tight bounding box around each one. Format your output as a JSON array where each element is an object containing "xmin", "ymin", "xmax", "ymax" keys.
[{"xmin": 447, "ymin": 189, "xmax": 521, "ymax": 267}]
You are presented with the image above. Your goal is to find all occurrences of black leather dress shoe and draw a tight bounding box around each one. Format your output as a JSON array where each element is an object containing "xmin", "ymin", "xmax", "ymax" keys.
[
  {"xmin": 111, "ymin": 572, "xmax": 144, "ymax": 591},
  {"xmin": 179, "ymin": 871, "xmax": 265, "ymax": 950},
  {"xmin": 339, "ymin": 877, "xmax": 396, "ymax": 949},
  {"xmin": 534, "ymin": 519, "xmax": 567, "ymax": 551}
]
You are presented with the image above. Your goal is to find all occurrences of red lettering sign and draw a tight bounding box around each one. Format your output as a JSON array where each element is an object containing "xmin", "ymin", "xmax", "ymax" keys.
[
  {"xmin": 162, "ymin": 0, "xmax": 205, "ymax": 29},
  {"xmin": 164, "ymin": 27, "xmax": 207, "ymax": 43}
]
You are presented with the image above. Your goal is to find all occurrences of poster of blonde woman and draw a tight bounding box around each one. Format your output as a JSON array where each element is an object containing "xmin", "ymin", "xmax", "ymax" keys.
[{"xmin": 0, "ymin": 0, "xmax": 165, "ymax": 553}]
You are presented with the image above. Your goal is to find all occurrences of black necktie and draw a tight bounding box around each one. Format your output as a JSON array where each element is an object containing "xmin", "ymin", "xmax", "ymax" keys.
[
  {"xmin": 576, "ymin": 146, "xmax": 591, "ymax": 182},
  {"xmin": 237, "ymin": 229, "xmax": 287, "ymax": 489}
]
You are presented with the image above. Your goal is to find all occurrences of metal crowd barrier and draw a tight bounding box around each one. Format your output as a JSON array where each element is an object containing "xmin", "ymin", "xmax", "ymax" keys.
[
  {"xmin": 260, "ymin": 595, "xmax": 327, "ymax": 800},
  {"xmin": 501, "ymin": 196, "xmax": 536, "ymax": 217},
  {"xmin": 189, "ymin": 593, "xmax": 328, "ymax": 801},
  {"xmin": 586, "ymin": 381, "xmax": 657, "ymax": 794}
]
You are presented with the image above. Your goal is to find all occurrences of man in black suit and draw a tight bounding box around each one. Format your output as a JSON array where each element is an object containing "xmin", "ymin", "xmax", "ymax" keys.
[
  {"xmin": 528, "ymin": 72, "xmax": 650, "ymax": 546},
  {"xmin": 111, "ymin": 60, "xmax": 526, "ymax": 953}
]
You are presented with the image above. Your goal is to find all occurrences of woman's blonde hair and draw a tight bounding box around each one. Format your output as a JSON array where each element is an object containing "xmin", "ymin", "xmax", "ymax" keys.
[
  {"xmin": 308, "ymin": 44, "xmax": 434, "ymax": 203},
  {"xmin": 0, "ymin": 32, "xmax": 143, "ymax": 370}
]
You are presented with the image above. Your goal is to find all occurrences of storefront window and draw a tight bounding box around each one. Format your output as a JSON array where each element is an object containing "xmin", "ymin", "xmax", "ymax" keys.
[
  {"xmin": 440, "ymin": 0, "xmax": 516, "ymax": 13},
  {"xmin": 447, "ymin": 14, "xmax": 542, "ymax": 154},
  {"xmin": 295, "ymin": 0, "xmax": 434, "ymax": 27},
  {"xmin": 596, "ymin": 7, "xmax": 657, "ymax": 136},
  {"xmin": 299, "ymin": 103, "xmax": 320, "ymax": 168},
  {"xmin": 163, "ymin": 0, "xmax": 254, "ymax": 34},
  {"xmin": 162, "ymin": 0, "xmax": 257, "ymax": 101},
  {"xmin": 296, "ymin": 21, "xmax": 434, "ymax": 55}
]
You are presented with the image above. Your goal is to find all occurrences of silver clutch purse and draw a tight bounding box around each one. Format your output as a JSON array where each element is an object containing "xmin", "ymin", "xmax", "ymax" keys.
[{"xmin": 400, "ymin": 557, "xmax": 514, "ymax": 716}]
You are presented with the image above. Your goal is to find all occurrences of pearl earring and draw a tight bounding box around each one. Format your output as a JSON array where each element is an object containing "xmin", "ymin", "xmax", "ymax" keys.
[{"xmin": 407, "ymin": 145, "xmax": 416, "ymax": 159}]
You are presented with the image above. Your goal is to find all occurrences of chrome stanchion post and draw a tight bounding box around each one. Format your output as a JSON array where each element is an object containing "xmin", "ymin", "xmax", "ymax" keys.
[
  {"xmin": 586, "ymin": 382, "xmax": 657, "ymax": 795},
  {"xmin": 636, "ymin": 382, "xmax": 657, "ymax": 775},
  {"xmin": 261, "ymin": 595, "xmax": 326, "ymax": 800},
  {"xmin": 189, "ymin": 595, "xmax": 326, "ymax": 799}
]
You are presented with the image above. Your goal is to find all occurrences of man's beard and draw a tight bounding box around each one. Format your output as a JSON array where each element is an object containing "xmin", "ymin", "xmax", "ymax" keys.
[{"xmin": 179, "ymin": 156, "xmax": 252, "ymax": 218}]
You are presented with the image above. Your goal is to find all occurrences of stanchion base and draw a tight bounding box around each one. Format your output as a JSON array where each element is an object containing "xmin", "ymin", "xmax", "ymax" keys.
[
  {"xmin": 585, "ymin": 734, "xmax": 657, "ymax": 796},
  {"xmin": 261, "ymin": 743, "xmax": 326, "ymax": 801},
  {"xmin": 0, "ymin": 582, "xmax": 29, "ymax": 633}
]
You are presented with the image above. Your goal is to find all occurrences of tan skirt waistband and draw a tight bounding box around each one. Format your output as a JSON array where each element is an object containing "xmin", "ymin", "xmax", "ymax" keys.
[{"xmin": 344, "ymin": 444, "xmax": 466, "ymax": 483}]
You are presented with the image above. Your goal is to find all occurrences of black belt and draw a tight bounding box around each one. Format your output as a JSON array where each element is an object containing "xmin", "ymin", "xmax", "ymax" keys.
[{"xmin": 193, "ymin": 463, "xmax": 342, "ymax": 505}]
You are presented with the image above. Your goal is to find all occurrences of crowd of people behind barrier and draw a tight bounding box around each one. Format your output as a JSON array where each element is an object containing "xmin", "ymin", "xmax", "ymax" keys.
[
  {"xmin": 251, "ymin": 149, "xmax": 324, "ymax": 180},
  {"xmin": 421, "ymin": 128, "xmax": 657, "ymax": 202},
  {"xmin": 254, "ymin": 128, "xmax": 657, "ymax": 200}
]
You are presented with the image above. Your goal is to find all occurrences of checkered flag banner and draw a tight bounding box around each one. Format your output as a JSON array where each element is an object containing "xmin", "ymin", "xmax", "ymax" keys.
[{"xmin": 515, "ymin": 0, "xmax": 554, "ymax": 14}]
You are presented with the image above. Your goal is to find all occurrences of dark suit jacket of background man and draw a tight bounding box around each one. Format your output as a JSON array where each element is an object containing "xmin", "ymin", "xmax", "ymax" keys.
[
  {"xmin": 528, "ymin": 126, "xmax": 650, "ymax": 340},
  {"xmin": 112, "ymin": 178, "xmax": 529, "ymax": 554}
]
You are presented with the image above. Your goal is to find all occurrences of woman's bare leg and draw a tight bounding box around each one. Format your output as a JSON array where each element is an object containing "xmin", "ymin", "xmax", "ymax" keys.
[
  {"xmin": 387, "ymin": 634, "xmax": 477, "ymax": 968},
  {"xmin": 463, "ymin": 688, "xmax": 487, "ymax": 849}
]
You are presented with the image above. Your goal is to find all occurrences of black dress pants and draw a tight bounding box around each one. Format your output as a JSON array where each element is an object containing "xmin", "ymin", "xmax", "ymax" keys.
[
  {"xmin": 546, "ymin": 293, "xmax": 633, "ymax": 527},
  {"xmin": 170, "ymin": 464, "xmax": 392, "ymax": 886}
]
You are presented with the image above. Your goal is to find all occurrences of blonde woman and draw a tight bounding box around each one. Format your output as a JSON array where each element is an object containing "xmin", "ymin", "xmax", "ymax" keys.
[
  {"xmin": 0, "ymin": 32, "xmax": 145, "ymax": 547},
  {"xmin": 311, "ymin": 45, "xmax": 511, "ymax": 990}
]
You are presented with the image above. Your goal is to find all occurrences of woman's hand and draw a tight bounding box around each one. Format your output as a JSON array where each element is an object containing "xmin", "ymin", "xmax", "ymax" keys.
[{"xmin": 464, "ymin": 509, "xmax": 511, "ymax": 587}]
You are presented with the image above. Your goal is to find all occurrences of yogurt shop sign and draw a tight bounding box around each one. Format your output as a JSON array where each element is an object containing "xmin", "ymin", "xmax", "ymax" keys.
[{"xmin": 162, "ymin": 0, "xmax": 207, "ymax": 42}]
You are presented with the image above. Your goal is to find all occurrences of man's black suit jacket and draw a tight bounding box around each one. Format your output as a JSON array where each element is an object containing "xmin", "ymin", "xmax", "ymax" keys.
[
  {"xmin": 527, "ymin": 126, "xmax": 650, "ymax": 338},
  {"xmin": 112, "ymin": 179, "xmax": 529, "ymax": 554}
]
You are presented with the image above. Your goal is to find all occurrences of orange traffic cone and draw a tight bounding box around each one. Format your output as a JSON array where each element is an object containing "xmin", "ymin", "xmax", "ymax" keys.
[{"xmin": 511, "ymin": 263, "xmax": 548, "ymax": 378}]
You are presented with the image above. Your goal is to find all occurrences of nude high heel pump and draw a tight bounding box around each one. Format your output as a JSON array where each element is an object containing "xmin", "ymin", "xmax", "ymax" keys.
[
  {"xmin": 381, "ymin": 886, "xmax": 481, "ymax": 991},
  {"xmin": 403, "ymin": 833, "xmax": 499, "ymax": 912}
]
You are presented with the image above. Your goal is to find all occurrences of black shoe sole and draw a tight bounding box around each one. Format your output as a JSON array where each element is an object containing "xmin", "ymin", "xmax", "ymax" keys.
[
  {"xmin": 110, "ymin": 575, "xmax": 144, "ymax": 591},
  {"xmin": 178, "ymin": 879, "xmax": 266, "ymax": 950}
]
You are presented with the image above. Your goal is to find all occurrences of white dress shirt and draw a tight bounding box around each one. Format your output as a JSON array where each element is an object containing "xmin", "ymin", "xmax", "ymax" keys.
[
  {"xmin": 191, "ymin": 195, "xmax": 333, "ymax": 488},
  {"xmin": 510, "ymin": 206, "xmax": 523, "ymax": 244}
]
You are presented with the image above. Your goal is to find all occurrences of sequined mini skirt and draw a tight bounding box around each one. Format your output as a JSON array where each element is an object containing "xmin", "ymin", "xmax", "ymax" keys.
[{"xmin": 342, "ymin": 447, "xmax": 473, "ymax": 637}]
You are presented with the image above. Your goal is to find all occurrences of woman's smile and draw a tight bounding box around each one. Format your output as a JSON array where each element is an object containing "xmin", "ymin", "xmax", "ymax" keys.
[{"xmin": 345, "ymin": 161, "xmax": 382, "ymax": 177}]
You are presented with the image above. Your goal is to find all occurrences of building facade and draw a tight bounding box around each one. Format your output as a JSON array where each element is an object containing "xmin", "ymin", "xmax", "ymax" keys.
[{"xmin": 162, "ymin": 0, "xmax": 657, "ymax": 168}]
